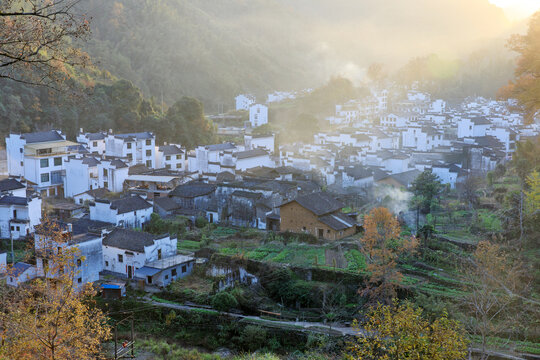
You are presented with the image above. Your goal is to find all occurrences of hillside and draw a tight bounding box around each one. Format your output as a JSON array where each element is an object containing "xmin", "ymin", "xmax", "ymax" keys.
[{"xmin": 79, "ymin": 0, "xmax": 518, "ymax": 111}]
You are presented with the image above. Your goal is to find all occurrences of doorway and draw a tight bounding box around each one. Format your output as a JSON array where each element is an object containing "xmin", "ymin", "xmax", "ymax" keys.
[{"xmin": 127, "ymin": 266, "xmax": 133, "ymax": 279}]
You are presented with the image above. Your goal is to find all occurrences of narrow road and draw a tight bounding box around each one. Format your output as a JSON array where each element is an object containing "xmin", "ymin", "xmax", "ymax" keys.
[{"xmin": 148, "ymin": 300, "xmax": 360, "ymax": 336}]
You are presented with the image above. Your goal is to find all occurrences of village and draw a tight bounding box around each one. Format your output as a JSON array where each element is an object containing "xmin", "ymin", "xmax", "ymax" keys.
[{"xmin": 0, "ymin": 83, "xmax": 537, "ymax": 290}]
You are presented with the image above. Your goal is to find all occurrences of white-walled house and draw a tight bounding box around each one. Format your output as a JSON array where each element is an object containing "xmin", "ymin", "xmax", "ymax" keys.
[
  {"xmin": 0, "ymin": 194, "xmax": 41, "ymax": 239},
  {"xmin": 64, "ymin": 156, "xmax": 100, "ymax": 198},
  {"xmin": 188, "ymin": 143, "xmax": 237, "ymax": 174},
  {"xmin": 432, "ymin": 164, "xmax": 463, "ymax": 189},
  {"xmin": 401, "ymin": 126, "xmax": 443, "ymax": 151},
  {"xmin": 0, "ymin": 178, "xmax": 27, "ymax": 197},
  {"xmin": 380, "ymin": 113, "xmax": 417, "ymax": 128},
  {"xmin": 249, "ymin": 104, "xmax": 268, "ymax": 128},
  {"xmin": 457, "ymin": 117, "xmax": 491, "ymax": 138},
  {"xmin": 73, "ymin": 188, "xmax": 110, "ymax": 205},
  {"xmin": 34, "ymin": 221, "xmax": 104, "ymax": 288},
  {"xmin": 98, "ymin": 158, "xmax": 129, "ymax": 193},
  {"xmin": 234, "ymin": 149, "xmax": 273, "ymax": 171},
  {"xmin": 76, "ymin": 130, "xmax": 106, "ymax": 155},
  {"xmin": 244, "ymin": 134, "xmax": 275, "ymax": 154},
  {"xmin": 6, "ymin": 130, "xmax": 78, "ymax": 197},
  {"xmin": 156, "ymin": 144, "xmax": 185, "ymax": 170},
  {"xmin": 105, "ymin": 132, "xmax": 156, "ymax": 168},
  {"xmin": 235, "ymin": 94, "xmax": 256, "ymax": 111},
  {"xmin": 89, "ymin": 195, "xmax": 152, "ymax": 228},
  {"xmin": 7, "ymin": 262, "xmax": 36, "ymax": 287},
  {"xmin": 102, "ymin": 229, "xmax": 177, "ymax": 279}
]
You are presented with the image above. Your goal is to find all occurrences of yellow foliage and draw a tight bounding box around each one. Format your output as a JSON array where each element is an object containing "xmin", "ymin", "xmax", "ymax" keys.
[{"xmin": 345, "ymin": 300, "xmax": 468, "ymax": 360}]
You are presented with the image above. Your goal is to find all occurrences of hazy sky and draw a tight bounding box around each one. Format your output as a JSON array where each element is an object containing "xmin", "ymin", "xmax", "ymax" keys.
[{"xmin": 489, "ymin": 0, "xmax": 539, "ymax": 20}]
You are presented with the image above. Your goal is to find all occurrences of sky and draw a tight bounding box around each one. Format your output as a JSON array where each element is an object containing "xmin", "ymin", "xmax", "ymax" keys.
[{"xmin": 489, "ymin": 0, "xmax": 539, "ymax": 20}]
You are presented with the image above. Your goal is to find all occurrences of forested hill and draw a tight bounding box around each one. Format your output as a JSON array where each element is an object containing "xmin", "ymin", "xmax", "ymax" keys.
[
  {"xmin": 79, "ymin": 0, "xmax": 516, "ymax": 111},
  {"xmin": 80, "ymin": 0, "xmax": 317, "ymax": 112}
]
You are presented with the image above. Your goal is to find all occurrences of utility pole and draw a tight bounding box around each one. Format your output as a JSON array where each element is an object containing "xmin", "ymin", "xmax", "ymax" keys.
[
  {"xmin": 10, "ymin": 233, "xmax": 14, "ymax": 264},
  {"xmin": 113, "ymin": 313, "xmax": 135, "ymax": 359}
]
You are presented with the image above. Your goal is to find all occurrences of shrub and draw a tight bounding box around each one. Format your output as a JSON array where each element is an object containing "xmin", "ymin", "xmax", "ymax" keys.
[
  {"xmin": 195, "ymin": 216, "xmax": 209, "ymax": 228},
  {"xmin": 211, "ymin": 291, "xmax": 238, "ymax": 313}
]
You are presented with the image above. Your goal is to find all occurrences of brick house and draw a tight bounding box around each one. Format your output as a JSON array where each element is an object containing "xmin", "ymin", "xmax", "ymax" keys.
[{"xmin": 279, "ymin": 192, "xmax": 356, "ymax": 241}]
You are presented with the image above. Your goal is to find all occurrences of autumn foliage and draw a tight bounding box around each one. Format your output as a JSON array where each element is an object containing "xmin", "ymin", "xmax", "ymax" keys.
[
  {"xmin": 360, "ymin": 207, "xmax": 418, "ymax": 303},
  {"xmin": 346, "ymin": 300, "xmax": 469, "ymax": 360}
]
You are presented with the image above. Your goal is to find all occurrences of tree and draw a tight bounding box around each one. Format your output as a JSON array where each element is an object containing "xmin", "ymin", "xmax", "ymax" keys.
[
  {"xmin": 345, "ymin": 300, "xmax": 468, "ymax": 360},
  {"xmin": 211, "ymin": 291, "xmax": 238, "ymax": 313},
  {"xmin": 525, "ymin": 171, "xmax": 540, "ymax": 215},
  {"xmin": 463, "ymin": 241, "xmax": 532, "ymax": 360},
  {"xmin": 498, "ymin": 11, "xmax": 540, "ymax": 123},
  {"xmin": 164, "ymin": 96, "xmax": 216, "ymax": 149},
  {"xmin": 360, "ymin": 207, "xmax": 418, "ymax": 303},
  {"xmin": 0, "ymin": 219, "xmax": 110, "ymax": 359},
  {"xmin": 410, "ymin": 170, "xmax": 443, "ymax": 235},
  {"xmin": 459, "ymin": 175, "xmax": 483, "ymax": 209},
  {"xmin": 0, "ymin": 0, "xmax": 90, "ymax": 88}
]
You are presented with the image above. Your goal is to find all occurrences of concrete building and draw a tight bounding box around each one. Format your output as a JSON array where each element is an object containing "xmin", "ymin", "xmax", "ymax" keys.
[
  {"xmin": 105, "ymin": 132, "xmax": 156, "ymax": 168},
  {"xmin": 5, "ymin": 130, "xmax": 78, "ymax": 197},
  {"xmin": 98, "ymin": 158, "xmax": 129, "ymax": 193},
  {"xmin": 244, "ymin": 133, "xmax": 275, "ymax": 154},
  {"xmin": 63, "ymin": 156, "xmax": 100, "ymax": 198},
  {"xmin": 76, "ymin": 130, "xmax": 107, "ymax": 154},
  {"xmin": 135, "ymin": 254, "xmax": 195, "ymax": 287},
  {"xmin": 156, "ymin": 144, "xmax": 185, "ymax": 170},
  {"xmin": 235, "ymin": 94, "xmax": 256, "ymax": 111}
]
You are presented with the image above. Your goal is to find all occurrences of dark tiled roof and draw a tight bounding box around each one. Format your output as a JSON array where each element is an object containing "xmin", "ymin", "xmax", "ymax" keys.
[
  {"xmin": 110, "ymin": 159, "xmax": 128, "ymax": 169},
  {"xmin": 344, "ymin": 166, "xmax": 373, "ymax": 180},
  {"xmin": 109, "ymin": 196, "xmax": 152, "ymax": 214},
  {"xmin": 159, "ymin": 145, "xmax": 184, "ymax": 155},
  {"xmin": 11, "ymin": 262, "xmax": 32, "ymax": 277},
  {"xmin": 281, "ymin": 192, "xmax": 343, "ymax": 216},
  {"xmin": 470, "ymin": 116, "xmax": 491, "ymax": 125},
  {"xmin": 318, "ymin": 212, "xmax": 355, "ymax": 230},
  {"xmin": 170, "ymin": 183, "xmax": 216, "ymax": 198},
  {"xmin": 86, "ymin": 133, "xmax": 105, "ymax": 140},
  {"xmin": 103, "ymin": 228, "xmax": 164, "ymax": 252},
  {"xmin": 82, "ymin": 157, "xmax": 100, "ymax": 166},
  {"xmin": 206, "ymin": 143, "xmax": 236, "ymax": 151},
  {"xmin": 115, "ymin": 132, "xmax": 154, "ymax": 140},
  {"xmin": 380, "ymin": 169, "xmax": 422, "ymax": 187},
  {"xmin": 216, "ymin": 171, "xmax": 235, "ymax": 182},
  {"xmin": 234, "ymin": 148, "xmax": 268, "ymax": 159},
  {"xmin": 22, "ymin": 130, "xmax": 63, "ymax": 143},
  {"xmin": 79, "ymin": 188, "xmax": 110, "ymax": 198},
  {"xmin": 0, "ymin": 178, "xmax": 25, "ymax": 192},
  {"xmin": 154, "ymin": 197, "xmax": 180, "ymax": 211},
  {"xmin": 69, "ymin": 218, "xmax": 113, "ymax": 235},
  {"xmin": 232, "ymin": 190, "xmax": 262, "ymax": 199},
  {"xmin": 0, "ymin": 196, "xmax": 27, "ymax": 205}
]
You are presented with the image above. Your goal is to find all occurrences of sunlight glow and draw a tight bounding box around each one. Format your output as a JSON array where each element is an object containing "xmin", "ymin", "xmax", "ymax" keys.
[{"xmin": 489, "ymin": 0, "xmax": 539, "ymax": 20}]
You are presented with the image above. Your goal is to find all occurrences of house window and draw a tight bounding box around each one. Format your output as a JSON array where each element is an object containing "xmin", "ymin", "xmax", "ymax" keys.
[
  {"xmin": 165, "ymin": 164, "xmax": 171, "ymax": 169},
  {"xmin": 79, "ymin": 199, "xmax": 83, "ymax": 204},
  {"xmin": 172, "ymin": 268, "xmax": 177, "ymax": 276},
  {"xmin": 175, "ymin": 163, "xmax": 181, "ymax": 168},
  {"xmin": 77, "ymin": 259, "xmax": 82, "ymax": 267},
  {"xmin": 40, "ymin": 158, "xmax": 49, "ymax": 168},
  {"xmin": 105, "ymin": 261, "xmax": 109, "ymax": 267},
  {"xmin": 10, "ymin": 226, "xmax": 14, "ymax": 231},
  {"xmin": 146, "ymin": 160, "xmax": 152, "ymax": 167},
  {"xmin": 147, "ymin": 276, "xmax": 153, "ymax": 284},
  {"xmin": 104, "ymin": 181, "xmax": 108, "ymax": 188},
  {"xmin": 165, "ymin": 155, "xmax": 171, "ymax": 161},
  {"xmin": 20, "ymin": 148, "xmax": 23, "ymax": 153},
  {"xmin": 302, "ymin": 227, "xmax": 306, "ymax": 231},
  {"xmin": 54, "ymin": 157, "xmax": 62, "ymax": 166},
  {"xmin": 118, "ymin": 254, "xmax": 123, "ymax": 263},
  {"xmin": 92, "ymin": 141, "xmax": 97, "ymax": 147},
  {"xmin": 13, "ymin": 209, "xmax": 17, "ymax": 219},
  {"xmin": 42, "ymin": 258, "xmax": 48, "ymax": 270},
  {"xmin": 127, "ymin": 153, "xmax": 133, "ymax": 160},
  {"xmin": 165, "ymin": 274, "xmax": 169, "ymax": 280},
  {"xmin": 127, "ymin": 143, "xmax": 132, "ymax": 149},
  {"xmin": 182, "ymin": 265, "xmax": 187, "ymax": 273},
  {"xmin": 146, "ymin": 149, "xmax": 151, "ymax": 157},
  {"xmin": 78, "ymin": 278, "xmax": 82, "ymax": 284},
  {"xmin": 41, "ymin": 173, "xmax": 50, "ymax": 183},
  {"xmin": 176, "ymin": 155, "xmax": 181, "ymax": 160},
  {"xmin": 20, "ymin": 161, "xmax": 23, "ymax": 167},
  {"xmin": 103, "ymin": 168, "xmax": 108, "ymax": 177},
  {"xmin": 158, "ymin": 249, "xmax": 162, "ymax": 260}
]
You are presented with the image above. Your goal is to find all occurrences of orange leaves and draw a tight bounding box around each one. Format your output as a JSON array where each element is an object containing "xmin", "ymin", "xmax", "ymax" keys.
[{"xmin": 360, "ymin": 207, "xmax": 418, "ymax": 303}]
